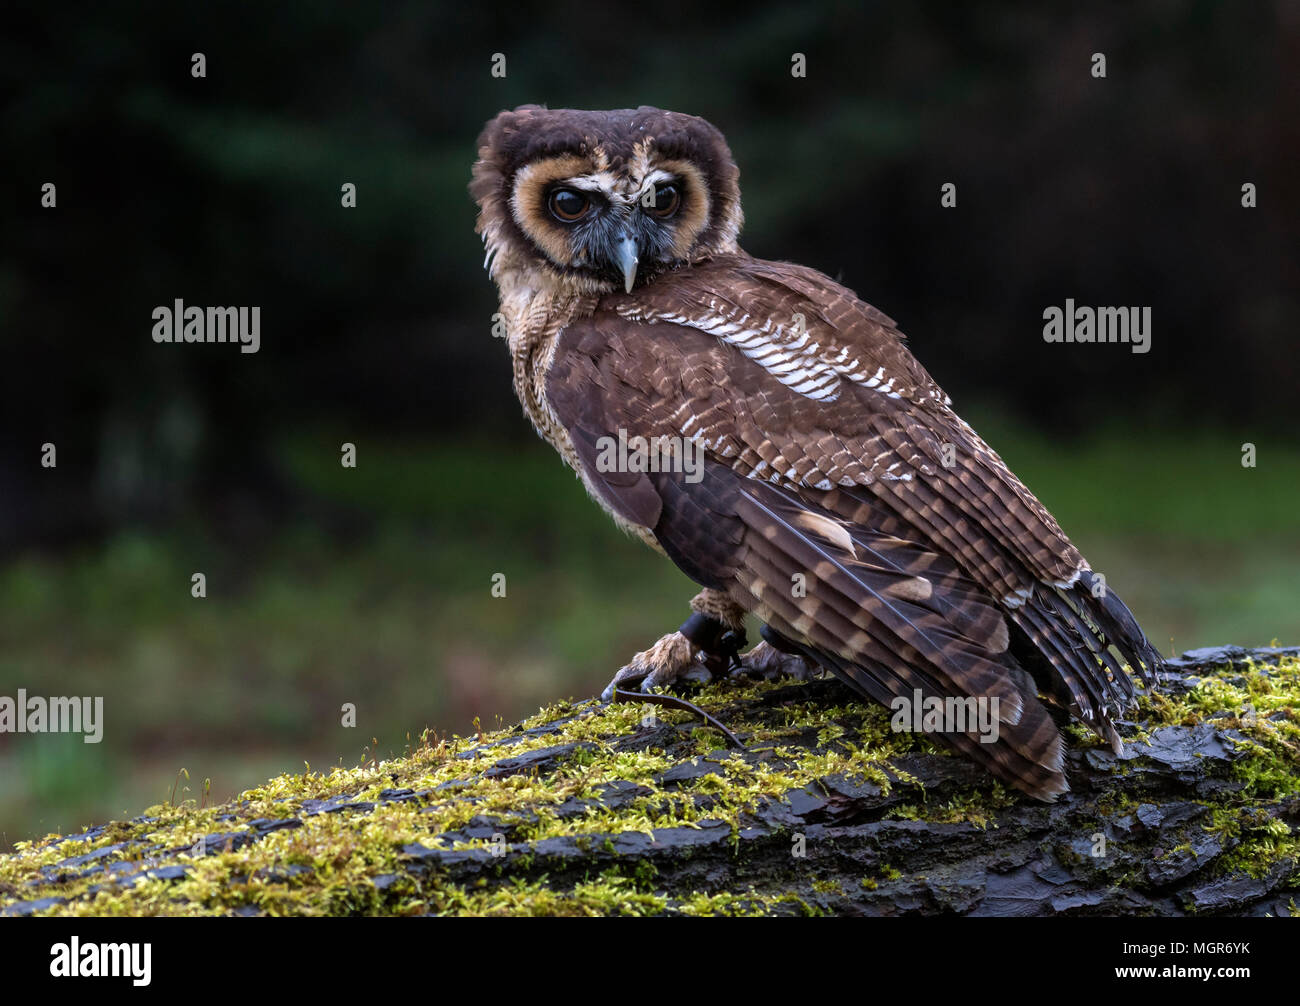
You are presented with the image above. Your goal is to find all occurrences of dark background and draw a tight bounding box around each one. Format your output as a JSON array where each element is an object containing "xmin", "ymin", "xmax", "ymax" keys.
[{"xmin": 1, "ymin": 0, "xmax": 1296, "ymax": 846}]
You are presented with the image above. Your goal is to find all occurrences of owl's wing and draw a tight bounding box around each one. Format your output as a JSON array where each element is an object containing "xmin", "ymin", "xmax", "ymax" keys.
[{"xmin": 546, "ymin": 254, "xmax": 1162, "ymax": 799}]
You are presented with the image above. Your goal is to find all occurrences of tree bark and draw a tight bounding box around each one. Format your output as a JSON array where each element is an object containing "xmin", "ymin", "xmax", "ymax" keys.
[
  {"xmin": 2, "ymin": 645, "xmax": 1297, "ymax": 917},
  {"xmin": 395, "ymin": 645, "xmax": 1300, "ymax": 916}
]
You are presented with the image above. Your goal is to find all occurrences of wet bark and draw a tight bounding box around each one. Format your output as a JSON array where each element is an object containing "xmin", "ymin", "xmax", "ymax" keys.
[
  {"xmin": 402, "ymin": 645, "xmax": 1300, "ymax": 916},
  {"xmin": 4, "ymin": 645, "xmax": 1297, "ymax": 917}
]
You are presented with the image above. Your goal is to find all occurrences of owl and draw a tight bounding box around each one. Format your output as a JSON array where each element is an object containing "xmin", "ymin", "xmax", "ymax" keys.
[{"xmin": 471, "ymin": 105, "xmax": 1164, "ymax": 800}]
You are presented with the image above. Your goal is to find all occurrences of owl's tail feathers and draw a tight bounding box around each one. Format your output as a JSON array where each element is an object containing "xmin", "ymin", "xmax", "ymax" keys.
[
  {"xmin": 1074, "ymin": 569, "xmax": 1166, "ymax": 689},
  {"xmin": 1005, "ymin": 570, "xmax": 1164, "ymax": 758},
  {"xmin": 798, "ymin": 644, "xmax": 1070, "ymax": 801}
]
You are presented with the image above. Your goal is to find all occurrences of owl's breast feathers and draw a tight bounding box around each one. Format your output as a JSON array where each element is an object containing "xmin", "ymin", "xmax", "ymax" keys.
[{"xmin": 523, "ymin": 252, "xmax": 1162, "ymax": 799}]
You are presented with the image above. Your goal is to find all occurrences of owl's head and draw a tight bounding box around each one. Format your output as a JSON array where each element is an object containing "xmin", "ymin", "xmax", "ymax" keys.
[{"xmin": 471, "ymin": 105, "xmax": 742, "ymax": 295}]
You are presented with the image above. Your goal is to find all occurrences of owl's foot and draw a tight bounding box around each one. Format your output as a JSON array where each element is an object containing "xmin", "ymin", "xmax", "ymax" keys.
[
  {"xmin": 600, "ymin": 631, "xmax": 704, "ymax": 700},
  {"xmin": 599, "ymin": 612, "xmax": 748, "ymax": 700},
  {"xmin": 733, "ymin": 640, "xmax": 820, "ymax": 682}
]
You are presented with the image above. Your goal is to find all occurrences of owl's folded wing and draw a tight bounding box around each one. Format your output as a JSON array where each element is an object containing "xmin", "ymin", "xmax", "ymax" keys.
[{"xmin": 545, "ymin": 256, "xmax": 1163, "ymax": 796}]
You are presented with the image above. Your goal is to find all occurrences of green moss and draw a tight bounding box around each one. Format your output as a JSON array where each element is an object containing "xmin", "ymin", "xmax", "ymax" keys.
[
  {"xmin": 1140, "ymin": 656, "xmax": 1300, "ymax": 886},
  {"xmin": 1137, "ymin": 656, "xmax": 1300, "ymax": 803},
  {"xmin": 3, "ymin": 656, "xmax": 1298, "ymax": 916},
  {"xmin": 0, "ymin": 678, "xmax": 902, "ymax": 915}
]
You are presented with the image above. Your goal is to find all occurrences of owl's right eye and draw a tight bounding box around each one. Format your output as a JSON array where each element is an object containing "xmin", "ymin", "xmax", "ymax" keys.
[{"xmin": 548, "ymin": 188, "xmax": 591, "ymax": 222}]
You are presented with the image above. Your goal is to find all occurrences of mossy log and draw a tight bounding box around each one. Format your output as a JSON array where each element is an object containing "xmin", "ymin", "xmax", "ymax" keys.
[{"xmin": 2, "ymin": 646, "xmax": 1297, "ymax": 917}]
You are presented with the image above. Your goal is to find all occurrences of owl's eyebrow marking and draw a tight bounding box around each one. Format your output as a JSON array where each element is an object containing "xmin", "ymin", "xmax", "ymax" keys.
[
  {"xmin": 634, "ymin": 168, "xmax": 680, "ymax": 202},
  {"xmin": 557, "ymin": 175, "xmax": 620, "ymax": 196}
]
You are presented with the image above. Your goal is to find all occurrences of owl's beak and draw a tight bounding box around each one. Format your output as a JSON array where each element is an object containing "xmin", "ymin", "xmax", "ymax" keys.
[{"xmin": 613, "ymin": 234, "xmax": 639, "ymax": 293}]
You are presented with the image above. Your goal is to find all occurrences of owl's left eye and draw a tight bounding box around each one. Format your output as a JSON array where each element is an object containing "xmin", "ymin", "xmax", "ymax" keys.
[
  {"xmin": 646, "ymin": 183, "xmax": 680, "ymax": 218},
  {"xmin": 548, "ymin": 188, "xmax": 591, "ymax": 222}
]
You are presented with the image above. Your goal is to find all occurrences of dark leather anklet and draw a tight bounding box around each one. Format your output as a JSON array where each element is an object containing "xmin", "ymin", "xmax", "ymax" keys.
[{"xmin": 679, "ymin": 612, "xmax": 747, "ymax": 675}]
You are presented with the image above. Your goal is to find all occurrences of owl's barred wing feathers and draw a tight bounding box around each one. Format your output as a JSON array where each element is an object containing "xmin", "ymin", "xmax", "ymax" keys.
[{"xmin": 547, "ymin": 254, "xmax": 1163, "ymax": 799}]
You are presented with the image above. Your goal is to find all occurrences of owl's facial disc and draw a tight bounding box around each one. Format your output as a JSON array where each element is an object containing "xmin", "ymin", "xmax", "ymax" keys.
[{"xmin": 510, "ymin": 155, "xmax": 711, "ymax": 292}]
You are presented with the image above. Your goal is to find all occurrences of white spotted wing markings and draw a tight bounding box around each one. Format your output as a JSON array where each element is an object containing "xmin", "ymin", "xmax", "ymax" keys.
[{"xmin": 615, "ymin": 300, "xmax": 909, "ymax": 404}]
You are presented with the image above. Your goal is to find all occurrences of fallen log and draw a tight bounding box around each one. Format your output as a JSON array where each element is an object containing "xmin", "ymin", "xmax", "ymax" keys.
[{"xmin": 1, "ymin": 645, "xmax": 1296, "ymax": 916}]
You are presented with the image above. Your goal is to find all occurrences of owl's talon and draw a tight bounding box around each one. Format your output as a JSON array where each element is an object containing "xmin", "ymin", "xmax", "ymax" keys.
[
  {"xmin": 600, "ymin": 631, "xmax": 701, "ymax": 701},
  {"xmin": 733, "ymin": 640, "xmax": 820, "ymax": 682}
]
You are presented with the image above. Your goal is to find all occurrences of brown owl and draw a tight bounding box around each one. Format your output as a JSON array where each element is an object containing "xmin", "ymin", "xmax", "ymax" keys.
[{"xmin": 470, "ymin": 105, "xmax": 1163, "ymax": 800}]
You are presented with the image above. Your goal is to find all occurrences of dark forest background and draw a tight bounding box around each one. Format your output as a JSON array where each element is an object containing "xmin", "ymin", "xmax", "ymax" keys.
[{"xmin": 0, "ymin": 0, "xmax": 1296, "ymax": 846}]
